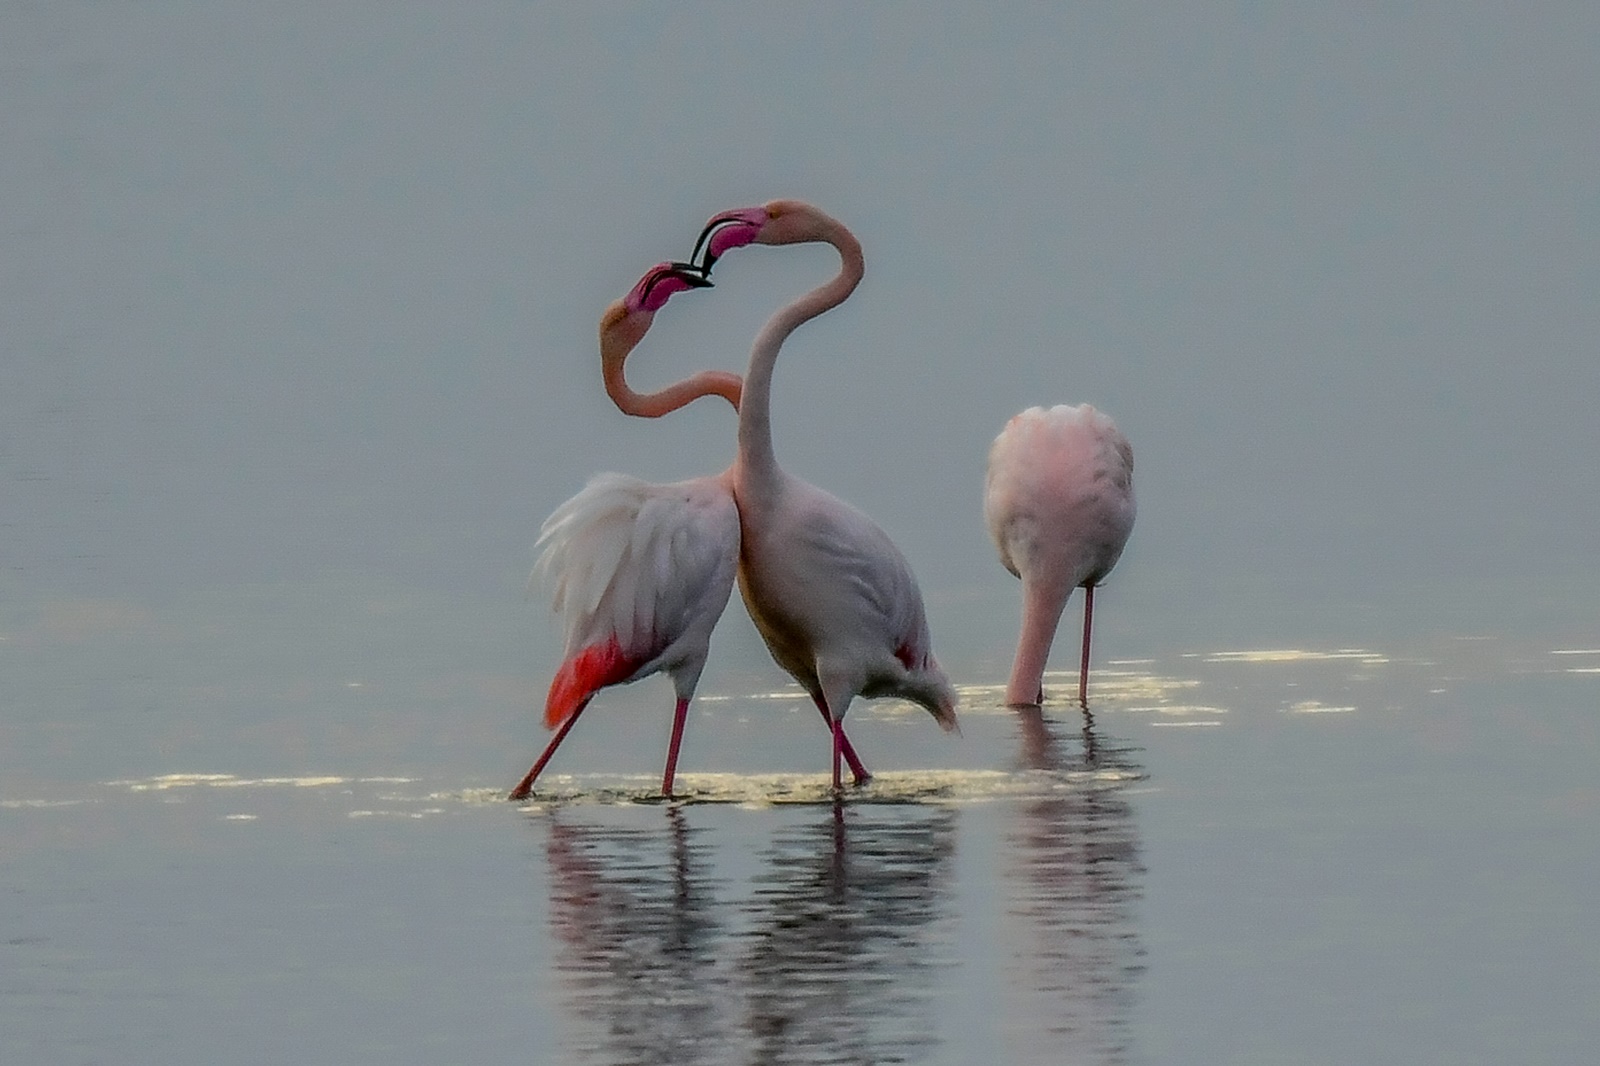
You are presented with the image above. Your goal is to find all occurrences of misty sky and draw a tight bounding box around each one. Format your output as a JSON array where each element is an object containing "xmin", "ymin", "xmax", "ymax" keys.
[{"xmin": 6, "ymin": 3, "xmax": 1598, "ymax": 684}]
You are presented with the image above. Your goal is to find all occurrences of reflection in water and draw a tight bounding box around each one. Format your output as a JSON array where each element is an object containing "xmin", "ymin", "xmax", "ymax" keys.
[
  {"xmin": 544, "ymin": 809, "xmax": 733, "ymax": 1064},
  {"xmin": 1005, "ymin": 707, "xmax": 1147, "ymax": 1065},
  {"xmin": 539, "ymin": 805, "xmax": 957, "ymax": 1065},
  {"xmin": 536, "ymin": 710, "xmax": 1142, "ymax": 1066},
  {"xmin": 740, "ymin": 805, "xmax": 957, "ymax": 1064}
]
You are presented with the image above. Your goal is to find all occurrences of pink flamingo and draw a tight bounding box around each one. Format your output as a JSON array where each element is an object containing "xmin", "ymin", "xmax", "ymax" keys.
[
  {"xmin": 691, "ymin": 200, "xmax": 959, "ymax": 790},
  {"xmin": 984, "ymin": 404, "xmax": 1135, "ymax": 708},
  {"xmin": 509, "ymin": 262, "xmax": 869, "ymax": 800}
]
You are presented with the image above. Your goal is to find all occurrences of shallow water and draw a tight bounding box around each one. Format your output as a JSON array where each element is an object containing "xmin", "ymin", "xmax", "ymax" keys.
[{"xmin": 6, "ymin": 638, "xmax": 1596, "ymax": 1065}]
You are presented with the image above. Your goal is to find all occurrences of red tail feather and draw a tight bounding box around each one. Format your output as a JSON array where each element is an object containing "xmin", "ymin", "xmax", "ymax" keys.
[{"xmin": 544, "ymin": 637, "xmax": 636, "ymax": 729}]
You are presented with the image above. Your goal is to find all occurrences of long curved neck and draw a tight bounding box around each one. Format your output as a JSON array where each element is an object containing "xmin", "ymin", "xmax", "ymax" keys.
[
  {"xmin": 736, "ymin": 221, "xmax": 864, "ymax": 489},
  {"xmin": 602, "ymin": 326, "xmax": 742, "ymax": 418},
  {"xmin": 607, "ymin": 367, "xmax": 742, "ymax": 418}
]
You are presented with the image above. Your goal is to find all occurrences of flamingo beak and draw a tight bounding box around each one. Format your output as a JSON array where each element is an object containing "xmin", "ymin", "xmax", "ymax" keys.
[
  {"xmin": 667, "ymin": 262, "xmax": 713, "ymax": 288},
  {"xmin": 689, "ymin": 208, "xmax": 767, "ymax": 276},
  {"xmin": 634, "ymin": 262, "xmax": 714, "ymax": 311}
]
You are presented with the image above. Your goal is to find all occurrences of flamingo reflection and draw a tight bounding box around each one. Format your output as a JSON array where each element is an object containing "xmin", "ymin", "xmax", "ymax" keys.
[
  {"xmin": 537, "ymin": 804, "xmax": 956, "ymax": 1065},
  {"xmin": 1004, "ymin": 708, "xmax": 1147, "ymax": 1065},
  {"xmin": 739, "ymin": 805, "xmax": 956, "ymax": 1063},
  {"xmin": 543, "ymin": 808, "xmax": 733, "ymax": 1065}
]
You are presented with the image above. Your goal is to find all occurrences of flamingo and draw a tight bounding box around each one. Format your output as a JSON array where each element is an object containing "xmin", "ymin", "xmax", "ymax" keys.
[
  {"xmin": 984, "ymin": 404, "xmax": 1135, "ymax": 709},
  {"xmin": 508, "ymin": 263, "xmax": 725, "ymax": 800},
  {"xmin": 509, "ymin": 262, "xmax": 869, "ymax": 800},
  {"xmin": 689, "ymin": 200, "xmax": 959, "ymax": 791}
]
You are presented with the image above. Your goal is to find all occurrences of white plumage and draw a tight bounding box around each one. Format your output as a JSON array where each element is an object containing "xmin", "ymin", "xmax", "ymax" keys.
[{"xmin": 534, "ymin": 471, "xmax": 739, "ymax": 690}]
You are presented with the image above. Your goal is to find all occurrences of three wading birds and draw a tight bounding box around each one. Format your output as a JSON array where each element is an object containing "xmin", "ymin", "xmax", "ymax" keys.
[{"xmin": 509, "ymin": 201, "xmax": 1135, "ymax": 800}]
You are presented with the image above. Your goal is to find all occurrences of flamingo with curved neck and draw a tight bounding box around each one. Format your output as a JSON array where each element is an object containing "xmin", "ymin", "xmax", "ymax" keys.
[
  {"xmin": 691, "ymin": 200, "xmax": 959, "ymax": 790},
  {"xmin": 509, "ymin": 263, "xmax": 734, "ymax": 800},
  {"xmin": 603, "ymin": 256, "xmax": 874, "ymax": 786}
]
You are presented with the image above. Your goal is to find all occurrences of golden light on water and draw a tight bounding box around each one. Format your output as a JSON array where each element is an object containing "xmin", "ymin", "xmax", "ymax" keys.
[
  {"xmin": 1203, "ymin": 648, "xmax": 1389, "ymax": 665},
  {"xmin": 1283, "ymin": 700, "xmax": 1358, "ymax": 714},
  {"xmin": 110, "ymin": 773, "xmax": 416, "ymax": 791}
]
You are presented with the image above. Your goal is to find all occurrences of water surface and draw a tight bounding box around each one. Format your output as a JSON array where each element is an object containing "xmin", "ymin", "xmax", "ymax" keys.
[{"xmin": 6, "ymin": 638, "xmax": 1596, "ymax": 1065}]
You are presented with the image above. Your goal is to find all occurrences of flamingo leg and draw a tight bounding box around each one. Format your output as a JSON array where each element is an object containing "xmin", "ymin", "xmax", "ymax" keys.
[
  {"xmin": 1078, "ymin": 584, "xmax": 1095, "ymax": 709},
  {"xmin": 831, "ymin": 718, "xmax": 844, "ymax": 792},
  {"xmin": 508, "ymin": 696, "xmax": 593, "ymax": 800},
  {"xmin": 809, "ymin": 694, "xmax": 871, "ymax": 784},
  {"xmin": 661, "ymin": 696, "xmax": 690, "ymax": 797}
]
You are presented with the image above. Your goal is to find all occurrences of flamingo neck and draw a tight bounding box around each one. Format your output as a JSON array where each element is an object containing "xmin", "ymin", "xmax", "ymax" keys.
[
  {"xmin": 602, "ymin": 328, "xmax": 743, "ymax": 418},
  {"xmin": 1006, "ymin": 578, "xmax": 1070, "ymax": 706},
  {"xmin": 736, "ymin": 220, "xmax": 864, "ymax": 489}
]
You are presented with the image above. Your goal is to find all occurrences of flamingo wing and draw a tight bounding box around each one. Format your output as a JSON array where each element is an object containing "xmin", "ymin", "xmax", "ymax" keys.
[
  {"xmin": 536, "ymin": 472, "xmax": 740, "ymax": 726},
  {"xmin": 816, "ymin": 499, "xmax": 934, "ymax": 661},
  {"xmin": 742, "ymin": 482, "xmax": 954, "ymax": 727}
]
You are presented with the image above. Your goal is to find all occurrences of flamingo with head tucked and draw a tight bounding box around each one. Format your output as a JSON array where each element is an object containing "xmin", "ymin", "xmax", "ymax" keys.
[
  {"xmin": 689, "ymin": 200, "xmax": 960, "ymax": 791},
  {"xmin": 510, "ymin": 262, "xmax": 870, "ymax": 799},
  {"xmin": 984, "ymin": 404, "xmax": 1135, "ymax": 709}
]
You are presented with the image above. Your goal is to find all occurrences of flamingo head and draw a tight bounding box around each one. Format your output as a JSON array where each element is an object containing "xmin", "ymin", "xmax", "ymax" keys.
[
  {"xmin": 599, "ymin": 261, "xmax": 711, "ymax": 374},
  {"xmin": 625, "ymin": 260, "xmax": 712, "ymax": 314},
  {"xmin": 598, "ymin": 261, "xmax": 738, "ymax": 417},
  {"xmin": 915, "ymin": 657, "xmax": 961, "ymax": 736},
  {"xmin": 689, "ymin": 200, "xmax": 839, "ymax": 274}
]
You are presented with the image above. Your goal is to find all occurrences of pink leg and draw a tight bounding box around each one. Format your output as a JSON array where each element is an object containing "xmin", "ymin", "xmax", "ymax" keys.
[
  {"xmin": 832, "ymin": 718, "xmax": 844, "ymax": 792},
  {"xmin": 810, "ymin": 695, "xmax": 871, "ymax": 784},
  {"xmin": 508, "ymin": 697, "xmax": 592, "ymax": 800},
  {"xmin": 661, "ymin": 696, "xmax": 690, "ymax": 797},
  {"xmin": 1078, "ymin": 584, "xmax": 1095, "ymax": 709}
]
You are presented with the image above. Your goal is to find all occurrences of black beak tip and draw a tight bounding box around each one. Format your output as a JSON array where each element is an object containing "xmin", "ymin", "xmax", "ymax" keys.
[{"xmin": 667, "ymin": 261, "xmax": 714, "ymax": 288}]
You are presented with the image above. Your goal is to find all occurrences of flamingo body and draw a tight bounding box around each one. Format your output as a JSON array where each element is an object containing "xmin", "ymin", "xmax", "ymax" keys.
[
  {"xmin": 736, "ymin": 475, "xmax": 955, "ymax": 729},
  {"xmin": 985, "ymin": 403, "xmax": 1135, "ymax": 707}
]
